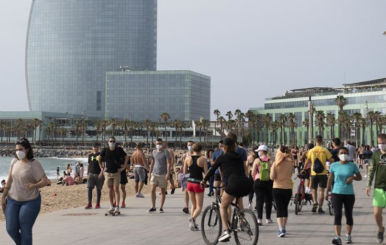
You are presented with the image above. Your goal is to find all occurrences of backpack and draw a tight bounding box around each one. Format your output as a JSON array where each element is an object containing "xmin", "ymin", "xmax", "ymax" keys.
[
  {"xmin": 258, "ymin": 160, "xmax": 270, "ymax": 181},
  {"xmin": 313, "ymin": 157, "xmax": 325, "ymax": 174}
]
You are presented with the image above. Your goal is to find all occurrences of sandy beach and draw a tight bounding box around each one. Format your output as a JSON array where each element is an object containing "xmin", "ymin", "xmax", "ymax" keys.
[{"xmin": 0, "ymin": 178, "xmax": 154, "ymax": 222}]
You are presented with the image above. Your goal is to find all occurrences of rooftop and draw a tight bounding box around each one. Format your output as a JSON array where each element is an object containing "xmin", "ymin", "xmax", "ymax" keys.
[{"xmin": 343, "ymin": 77, "xmax": 386, "ymax": 87}]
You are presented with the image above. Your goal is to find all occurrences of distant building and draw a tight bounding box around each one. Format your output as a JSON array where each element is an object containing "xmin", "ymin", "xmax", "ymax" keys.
[
  {"xmin": 250, "ymin": 78, "xmax": 386, "ymax": 146},
  {"xmin": 105, "ymin": 70, "xmax": 211, "ymax": 121}
]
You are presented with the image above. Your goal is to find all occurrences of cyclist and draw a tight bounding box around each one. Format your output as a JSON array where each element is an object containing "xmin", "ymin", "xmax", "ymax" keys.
[{"xmin": 201, "ymin": 138, "xmax": 251, "ymax": 242}]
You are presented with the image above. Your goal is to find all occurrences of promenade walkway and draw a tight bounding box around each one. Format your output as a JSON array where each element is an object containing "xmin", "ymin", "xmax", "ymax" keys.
[{"xmin": 0, "ymin": 168, "xmax": 382, "ymax": 244}]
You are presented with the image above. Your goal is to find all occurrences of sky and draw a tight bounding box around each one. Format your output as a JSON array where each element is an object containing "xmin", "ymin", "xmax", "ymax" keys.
[{"xmin": 1, "ymin": 0, "xmax": 386, "ymax": 120}]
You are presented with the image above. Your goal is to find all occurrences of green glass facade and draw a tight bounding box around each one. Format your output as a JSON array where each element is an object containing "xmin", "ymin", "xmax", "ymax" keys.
[{"xmin": 250, "ymin": 79, "xmax": 386, "ymax": 146}]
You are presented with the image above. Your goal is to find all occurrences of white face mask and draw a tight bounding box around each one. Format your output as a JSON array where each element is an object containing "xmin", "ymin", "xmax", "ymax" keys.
[
  {"xmin": 108, "ymin": 142, "xmax": 115, "ymax": 147},
  {"xmin": 188, "ymin": 146, "xmax": 193, "ymax": 151},
  {"xmin": 16, "ymin": 150, "xmax": 26, "ymax": 160},
  {"xmin": 379, "ymin": 144, "xmax": 386, "ymax": 152},
  {"xmin": 258, "ymin": 152, "xmax": 262, "ymax": 158},
  {"xmin": 339, "ymin": 154, "xmax": 349, "ymax": 161},
  {"xmin": 156, "ymin": 145, "xmax": 163, "ymax": 150}
]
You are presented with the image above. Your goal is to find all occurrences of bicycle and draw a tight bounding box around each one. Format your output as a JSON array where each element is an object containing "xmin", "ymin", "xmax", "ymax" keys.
[
  {"xmin": 293, "ymin": 170, "xmax": 312, "ymax": 215},
  {"xmin": 201, "ymin": 187, "xmax": 259, "ymax": 245}
]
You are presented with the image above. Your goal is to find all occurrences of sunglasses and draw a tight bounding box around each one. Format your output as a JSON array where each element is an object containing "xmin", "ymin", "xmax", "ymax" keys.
[{"xmin": 109, "ymin": 141, "xmax": 116, "ymax": 143}]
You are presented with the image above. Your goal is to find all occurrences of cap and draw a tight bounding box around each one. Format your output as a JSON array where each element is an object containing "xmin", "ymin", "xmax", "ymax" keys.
[
  {"xmin": 255, "ymin": 145, "xmax": 268, "ymax": 152},
  {"xmin": 223, "ymin": 138, "xmax": 235, "ymax": 147}
]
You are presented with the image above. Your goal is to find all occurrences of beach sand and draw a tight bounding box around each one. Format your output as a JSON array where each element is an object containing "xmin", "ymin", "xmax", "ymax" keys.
[{"xmin": 0, "ymin": 179, "xmax": 155, "ymax": 222}]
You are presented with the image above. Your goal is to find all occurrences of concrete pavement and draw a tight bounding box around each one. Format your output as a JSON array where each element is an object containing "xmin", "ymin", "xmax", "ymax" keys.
[{"xmin": 0, "ymin": 167, "xmax": 383, "ymax": 244}]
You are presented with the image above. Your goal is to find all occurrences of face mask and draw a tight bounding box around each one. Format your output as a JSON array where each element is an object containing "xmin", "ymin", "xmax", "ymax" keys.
[
  {"xmin": 156, "ymin": 145, "xmax": 163, "ymax": 150},
  {"xmin": 16, "ymin": 150, "xmax": 26, "ymax": 160},
  {"xmin": 258, "ymin": 152, "xmax": 262, "ymax": 158},
  {"xmin": 108, "ymin": 142, "xmax": 115, "ymax": 147},
  {"xmin": 188, "ymin": 146, "xmax": 193, "ymax": 151},
  {"xmin": 379, "ymin": 144, "xmax": 386, "ymax": 152},
  {"xmin": 339, "ymin": 154, "xmax": 349, "ymax": 161}
]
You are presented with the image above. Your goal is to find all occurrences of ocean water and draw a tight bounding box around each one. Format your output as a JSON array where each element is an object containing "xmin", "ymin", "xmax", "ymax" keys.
[{"xmin": 0, "ymin": 157, "xmax": 88, "ymax": 182}]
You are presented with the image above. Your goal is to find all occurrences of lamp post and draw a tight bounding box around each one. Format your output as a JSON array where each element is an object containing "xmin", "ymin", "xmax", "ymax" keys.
[{"xmin": 308, "ymin": 96, "xmax": 313, "ymax": 143}]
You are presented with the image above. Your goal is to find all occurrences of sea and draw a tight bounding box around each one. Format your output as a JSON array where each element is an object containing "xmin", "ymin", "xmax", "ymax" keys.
[{"xmin": 0, "ymin": 157, "xmax": 88, "ymax": 182}]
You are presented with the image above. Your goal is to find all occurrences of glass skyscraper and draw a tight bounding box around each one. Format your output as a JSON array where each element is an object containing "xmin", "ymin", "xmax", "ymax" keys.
[
  {"xmin": 105, "ymin": 70, "xmax": 211, "ymax": 121},
  {"xmin": 26, "ymin": 0, "xmax": 157, "ymax": 117}
]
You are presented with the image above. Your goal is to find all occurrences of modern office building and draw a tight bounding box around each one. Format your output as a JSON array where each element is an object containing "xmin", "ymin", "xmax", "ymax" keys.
[
  {"xmin": 105, "ymin": 70, "xmax": 211, "ymax": 121},
  {"xmin": 250, "ymin": 78, "xmax": 386, "ymax": 146},
  {"xmin": 26, "ymin": 0, "xmax": 157, "ymax": 118}
]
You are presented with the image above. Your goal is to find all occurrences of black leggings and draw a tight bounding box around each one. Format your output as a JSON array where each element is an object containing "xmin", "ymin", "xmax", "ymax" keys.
[
  {"xmin": 254, "ymin": 179, "xmax": 273, "ymax": 219},
  {"xmin": 272, "ymin": 188, "xmax": 292, "ymax": 218},
  {"xmin": 248, "ymin": 173, "xmax": 254, "ymax": 202},
  {"xmin": 332, "ymin": 194, "xmax": 355, "ymax": 226}
]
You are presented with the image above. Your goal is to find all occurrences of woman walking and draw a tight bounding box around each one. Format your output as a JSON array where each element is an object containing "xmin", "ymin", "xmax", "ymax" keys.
[
  {"xmin": 1, "ymin": 138, "xmax": 49, "ymax": 245},
  {"xmin": 252, "ymin": 145, "xmax": 273, "ymax": 225},
  {"xmin": 326, "ymin": 147, "xmax": 362, "ymax": 244},
  {"xmin": 270, "ymin": 145, "xmax": 294, "ymax": 237},
  {"xmin": 184, "ymin": 143, "xmax": 208, "ymax": 231},
  {"xmin": 247, "ymin": 146, "xmax": 258, "ymax": 209}
]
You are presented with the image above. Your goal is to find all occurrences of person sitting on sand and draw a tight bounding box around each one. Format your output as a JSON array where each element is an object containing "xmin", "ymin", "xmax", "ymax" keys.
[{"xmin": 62, "ymin": 173, "xmax": 74, "ymax": 186}]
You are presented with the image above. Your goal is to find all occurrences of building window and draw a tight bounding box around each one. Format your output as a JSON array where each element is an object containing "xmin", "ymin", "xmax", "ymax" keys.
[{"xmin": 96, "ymin": 91, "xmax": 102, "ymax": 111}]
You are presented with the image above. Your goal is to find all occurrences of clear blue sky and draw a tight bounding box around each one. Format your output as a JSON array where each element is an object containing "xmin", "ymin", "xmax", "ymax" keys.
[{"xmin": 1, "ymin": 0, "xmax": 386, "ymax": 119}]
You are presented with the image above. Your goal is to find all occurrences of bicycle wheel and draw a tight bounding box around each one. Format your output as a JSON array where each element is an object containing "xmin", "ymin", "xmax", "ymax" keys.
[
  {"xmin": 294, "ymin": 195, "xmax": 299, "ymax": 215},
  {"xmin": 201, "ymin": 205, "xmax": 222, "ymax": 245},
  {"xmin": 234, "ymin": 209, "xmax": 259, "ymax": 245},
  {"xmin": 298, "ymin": 195, "xmax": 304, "ymax": 212}
]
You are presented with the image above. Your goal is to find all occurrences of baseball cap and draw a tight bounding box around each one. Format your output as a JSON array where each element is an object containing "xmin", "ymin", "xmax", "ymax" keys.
[{"xmin": 255, "ymin": 145, "xmax": 268, "ymax": 152}]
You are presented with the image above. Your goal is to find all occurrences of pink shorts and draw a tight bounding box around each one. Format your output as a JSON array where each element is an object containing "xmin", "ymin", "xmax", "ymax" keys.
[{"xmin": 187, "ymin": 182, "xmax": 205, "ymax": 193}]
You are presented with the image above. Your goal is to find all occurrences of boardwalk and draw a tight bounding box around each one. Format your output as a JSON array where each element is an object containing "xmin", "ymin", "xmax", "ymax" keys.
[{"xmin": 0, "ymin": 168, "xmax": 382, "ymax": 245}]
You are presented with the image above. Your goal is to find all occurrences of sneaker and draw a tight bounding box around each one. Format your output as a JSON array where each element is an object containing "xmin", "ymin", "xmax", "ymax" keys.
[
  {"xmin": 85, "ymin": 203, "xmax": 92, "ymax": 209},
  {"xmin": 137, "ymin": 193, "xmax": 144, "ymax": 198},
  {"xmin": 135, "ymin": 193, "xmax": 139, "ymax": 197},
  {"xmin": 121, "ymin": 202, "xmax": 126, "ymax": 208},
  {"xmin": 109, "ymin": 206, "xmax": 115, "ymax": 212},
  {"xmin": 188, "ymin": 218, "xmax": 195, "ymax": 231},
  {"xmin": 194, "ymin": 225, "xmax": 200, "ymax": 231},
  {"xmin": 218, "ymin": 230, "xmax": 231, "ymax": 242},
  {"xmin": 171, "ymin": 188, "xmax": 175, "ymax": 194},
  {"xmin": 345, "ymin": 234, "xmax": 352, "ymax": 244},
  {"xmin": 248, "ymin": 202, "xmax": 252, "ymax": 210},
  {"xmin": 377, "ymin": 227, "xmax": 384, "ymax": 243},
  {"xmin": 95, "ymin": 204, "xmax": 100, "ymax": 209},
  {"xmin": 257, "ymin": 219, "xmax": 262, "ymax": 226},
  {"xmin": 318, "ymin": 208, "xmax": 325, "ymax": 214},
  {"xmin": 364, "ymin": 175, "xmax": 368, "ymax": 178},
  {"xmin": 283, "ymin": 229, "xmax": 286, "ymax": 235},
  {"xmin": 278, "ymin": 230, "xmax": 285, "ymax": 237},
  {"xmin": 148, "ymin": 207, "xmax": 156, "ymax": 213},
  {"xmin": 183, "ymin": 207, "xmax": 189, "ymax": 214},
  {"xmin": 159, "ymin": 208, "xmax": 164, "ymax": 213},
  {"xmin": 312, "ymin": 203, "xmax": 318, "ymax": 213},
  {"xmin": 332, "ymin": 237, "xmax": 342, "ymax": 245},
  {"xmin": 266, "ymin": 219, "xmax": 273, "ymax": 224},
  {"xmin": 114, "ymin": 207, "xmax": 120, "ymax": 213}
]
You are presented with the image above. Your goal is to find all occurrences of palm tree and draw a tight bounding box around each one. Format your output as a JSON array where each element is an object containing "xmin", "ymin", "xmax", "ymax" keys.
[
  {"xmin": 270, "ymin": 121, "xmax": 280, "ymax": 145},
  {"xmin": 179, "ymin": 121, "xmax": 187, "ymax": 147},
  {"xmin": 172, "ymin": 120, "xmax": 181, "ymax": 146},
  {"xmin": 196, "ymin": 121, "xmax": 203, "ymax": 142},
  {"xmin": 360, "ymin": 117, "xmax": 366, "ymax": 145},
  {"xmin": 287, "ymin": 113, "xmax": 297, "ymax": 145},
  {"xmin": 202, "ymin": 119, "xmax": 210, "ymax": 145},
  {"xmin": 93, "ymin": 121, "xmax": 102, "ymax": 143},
  {"xmin": 252, "ymin": 115, "xmax": 260, "ymax": 143},
  {"xmin": 278, "ymin": 114, "xmax": 287, "ymax": 145},
  {"xmin": 150, "ymin": 122, "xmax": 157, "ymax": 147},
  {"xmin": 302, "ymin": 119, "xmax": 309, "ymax": 144},
  {"xmin": 262, "ymin": 113, "xmax": 271, "ymax": 144},
  {"xmin": 315, "ymin": 110, "xmax": 325, "ymax": 139},
  {"xmin": 338, "ymin": 111, "xmax": 349, "ymax": 139},
  {"xmin": 376, "ymin": 115, "xmax": 386, "ymax": 135},
  {"xmin": 326, "ymin": 113, "xmax": 336, "ymax": 140},
  {"xmin": 0, "ymin": 120, "xmax": 5, "ymax": 143},
  {"xmin": 59, "ymin": 128, "xmax": 68, "ymax": 145},
  {"xmin": 245, "ymin": 110, "xmax": 255, "ymax": 136},
  {"xmin": 213, "ymin": 109, "xmax": 221, "ymax": 137},
  {"xmin": 373, "ymin": 111, "xmax": 382, "ymax": 136},
  {"xmin": 335, "ymin": 95, "xmax": 347, "ymax": 138},
  {"xmin": 234, "ymin": 109, "xmax": 242, "ymax": 135},
  {"xmin": 160, "ymin": 112, "xmax": 170, "ymax": 144},
  {"xmin": 225, "ymin": 111, "xmax": 233, "ymax": 121},
  {"xmin": 72, "ymin": 122, "xmax": 81, "ymax": 145},
  {"xmin": 352, "ymin": 112, "xmax": 363, "ymax": 147},
  {"xmin": 128, "ymin": 120, "xmax": 136, "ymax": 146},
  {"xmin": 226, "ymin": 119, "xmax": 235, "ymax": 133},
  {"xmin": 218, "ymin": 116, "xmax": 226, "ymax": 140},
  {"xmin": 144, "ymin": 119, "xmax": 152, "ymax": 147},
  {"xmin": 120, "ymin": 119, "xmax": 130, "ymax": 146},
  {"xmin": 108, "ymin": 118, "xmax": 118, "ymax": 137},
  {"xmin": 367, "ymin": 111, "xmax": 379, "ymax": 146}
]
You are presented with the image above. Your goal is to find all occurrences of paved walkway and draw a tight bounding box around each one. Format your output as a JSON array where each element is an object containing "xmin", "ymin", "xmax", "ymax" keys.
[{"xmin": 0, "ymin": 167, "xmax": 383, "ymax": 244}]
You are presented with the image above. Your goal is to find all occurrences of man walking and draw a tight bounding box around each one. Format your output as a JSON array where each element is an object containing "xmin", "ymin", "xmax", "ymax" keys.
[
  {"xmin": 345, "ymin": 140, "xmax": 357, "ymax": 163},
  {"xmin": 99, "ymin": 137, "xmax": 129, "ymax": 213},
  {"xmin": 132, "ymin": 144, "xmax": 150, "ymax": 198},
  {"xmin": 306, "ymin": 135, "xmax": 334, "ymax": 213},
  {"xmin": 85, "ymin": 143, "xmax": 104, "ymax": 209},
  {"xmin": 366, "ymin": 134, "xmax": 386, "ymax": 243},
  {"xmin": 148, "ymin": 138, "xmax": 171, "ymax": 213}
]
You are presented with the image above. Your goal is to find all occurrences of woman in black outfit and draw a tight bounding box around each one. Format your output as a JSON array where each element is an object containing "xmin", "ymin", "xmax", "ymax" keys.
[{"xmin": 201, "ymin": 138, "xmax": 251, "ymax": 242}]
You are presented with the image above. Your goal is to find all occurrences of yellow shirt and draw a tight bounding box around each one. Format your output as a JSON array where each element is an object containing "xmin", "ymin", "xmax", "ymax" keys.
[{"xmin": 306, "ymin": 146, "xmax": 332, "ymax": 176}]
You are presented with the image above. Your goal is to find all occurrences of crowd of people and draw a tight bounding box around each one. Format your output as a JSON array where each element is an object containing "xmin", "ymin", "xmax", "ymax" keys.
[{"xmin": 2, "ymin": 133, "xmax": 386, "ymax": 245}]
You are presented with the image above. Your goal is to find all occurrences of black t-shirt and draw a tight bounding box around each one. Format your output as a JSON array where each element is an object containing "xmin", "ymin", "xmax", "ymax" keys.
[
  {"xmin": 100, "ymin": 147, "xmax": 127, "ymax": 173},
  {"xmin": 204, "ymin": 152, "xmax": 245, "ymax": 182},
  {"xmin": 88, "ymin": 152, "xmax": 101, "ymax": 175}
]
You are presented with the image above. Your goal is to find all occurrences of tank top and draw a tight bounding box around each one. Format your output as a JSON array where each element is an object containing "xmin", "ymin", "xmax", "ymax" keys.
[{"xmin": 189, "ymin": 156, "xmax": 203, "ymax": 181}]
